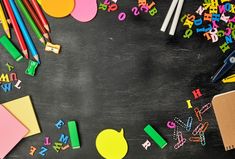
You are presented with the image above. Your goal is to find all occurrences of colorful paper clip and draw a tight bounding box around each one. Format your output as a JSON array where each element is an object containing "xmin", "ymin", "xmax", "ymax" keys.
[
  {"xmin": 189, "ymin": 136, "xmax": 201, "ymax": 143},
  {"xmin": 174, "ymin": 117, "xmax": 187, "ymax": 129},
  {"xmin": 200, "ymin": 103, "xmax": 212, "ymax": 114},
  {"xmin": 212, "ymin": 50, "xmax": 235, "ymax": 82},
  {"xmin": 222, "ymin": 74, "xmax": 235, "ymax": 83},
  {"xmin": 174, "ymin": 131, "xmax": 186, "ymax": 149},
  {"xmin": 199, "ymin": 131, "xmax": 206, "ymax": 146},
  {"xmin": 200, "ymin": 122, "xmax": 209, "ymax": 133},
  {"xmin": 186, "ymin": 117, "xmax": 193, "ymax": 132},
  {"xmin": 192, "ymin": 123, "xmax": 204, "ymax": 136},
  {"xmin": 194, "ymin": 107, "xmax": 202, "ymax": 122}
]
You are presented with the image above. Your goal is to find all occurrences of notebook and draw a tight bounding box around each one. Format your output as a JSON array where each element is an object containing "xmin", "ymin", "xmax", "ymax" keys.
[
  {"xmin": 212, "ymin": 90, "xmax": 235, "ymax": 151},
  {"xmin": 2, "ymin": 96, "xmax": 41, "ymax": 137},
  {"xmin": 0, "ymin": 105, "xmax": 29, "ymax": 159}
]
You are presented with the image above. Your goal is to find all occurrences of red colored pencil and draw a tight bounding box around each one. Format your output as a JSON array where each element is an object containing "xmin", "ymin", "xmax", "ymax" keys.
[
  {"xmin": 3, "ymin": 0, "xmax": 28, "ymax": 59},
  {"xmin": 31, "ymin": 0, "xmax": 50, "ymax": 32},
  {"xmin": 22, "ymin": 0, "xmax": 50, "ymax": 40}
]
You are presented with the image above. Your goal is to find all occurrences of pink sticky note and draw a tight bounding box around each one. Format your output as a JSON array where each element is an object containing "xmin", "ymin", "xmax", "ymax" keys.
[
  {"xmin": 71, "ymin": 0, "xmax": 97, "ymax": 22},
  {"xmin": 0, "ymin": 105, "xmax": 28, "ymax": 159}
]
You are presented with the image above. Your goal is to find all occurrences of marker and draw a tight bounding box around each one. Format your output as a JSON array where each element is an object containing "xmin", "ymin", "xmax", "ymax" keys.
[
  {"xmin": 68, "ymin": 121, "xmax": 80, "ymax": 149},
  {"xmin": 144, "ymin": 124, "xmax": 167, "ymax": 149}
]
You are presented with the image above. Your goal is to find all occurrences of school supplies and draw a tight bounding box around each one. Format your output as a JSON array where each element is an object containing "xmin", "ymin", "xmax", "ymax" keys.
[
  {"xmin": 0, "ymin": 3, "xmax": 10, "ymax": 38},
  {"xmin": 9, "ymin": 0, "xmax": 40, "ymax": 63},
  {"xmin": 0, "ymin": 0, "xmax": 11, "ymax": 24},
  {"xmin": 0, "ymin": 35, "xmax": 23, "ymax": 61},
  {"xmin": 212, "ymin": 90, "xmax": 235, "ymax": 151},
  {"xmin": 3, "ymin": 0, "xmax": 28, "ymax": 59},
  {"xmin": 22, "ymin": 0, "xmax": 49, "ymax": 40},
  {"xmin": 96, "ymin": 129, "xmax": 128, "ymax": 159},
  {"xmin": 0, "ymin": 105, "xmax": 29, "ymax": 159},
  {"xmin": 160, "ymin": 0, "xmax": 184, "ymax": 35},
  {"xmin": 3, "ymin": 96, "xmax": 41, "ymax": 137},
  {"xmin": 41, "ymin": 0, "xmax": 75, "ymax": 18},
  {"xmin": 144, "ymin": 124, "xmax": 167, "ymax": 149},
  {"xmin": 45, "ymin": 42, "xmax": 61, "ymax": 54},
  {"xmin": 222, "ymin": 74, "xmax": 235, "ymax": 83},
  {"xmin": 15, "ymin": 0, "xmax": 45, "ymax": 44},
  {"xmin": 71, "ymin": 0, "xmax": 97, "ymax": 22},
  {"xmin": 25, "ymin": 60, "xmax": 39, "ymax": 76},
  {"xmin": 68, "ymin": 121, "xmax": 80, "ymax": 149},
  {"xmin": 212, "ymin": 50, "xmax": 235, "ymax": 82},
  {"xmin": 31, "ymin": 0, "xmax": 50, "ymax": 32}
]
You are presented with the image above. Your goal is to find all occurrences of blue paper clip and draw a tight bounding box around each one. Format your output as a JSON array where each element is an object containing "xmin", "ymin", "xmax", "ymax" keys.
[{"xmin": 212, "ymin": 50, "xmax": 235, "ymax": 82}]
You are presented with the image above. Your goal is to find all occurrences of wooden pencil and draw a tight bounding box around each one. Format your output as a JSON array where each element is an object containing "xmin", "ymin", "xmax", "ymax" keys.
[
  {"xmin": 0, "ymin": 3, "xmax": 10, "ymax": 38},
  {"xmin": 0, "ymin": 0, "xmax": 11, "ymax": 24}
]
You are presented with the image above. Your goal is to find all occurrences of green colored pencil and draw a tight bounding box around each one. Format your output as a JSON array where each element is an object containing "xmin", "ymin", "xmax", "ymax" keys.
[{"xmin": 15, "ymin": 0, "xmax": 45, "ymax": 44}]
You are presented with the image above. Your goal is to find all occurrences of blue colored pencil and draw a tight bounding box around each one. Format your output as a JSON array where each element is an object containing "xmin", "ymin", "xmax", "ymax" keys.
[{"xmin": 9, "ymin": 0, "xmax": 40, "ymax": 64}]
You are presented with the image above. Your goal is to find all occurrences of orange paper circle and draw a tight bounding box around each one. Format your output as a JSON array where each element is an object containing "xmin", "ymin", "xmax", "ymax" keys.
[{"xmin": 41, "ymin": 0, "xmax": 75, "ymax": 18}]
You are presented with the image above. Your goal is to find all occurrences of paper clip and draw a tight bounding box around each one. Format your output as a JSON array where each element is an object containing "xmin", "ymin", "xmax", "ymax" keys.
[
  {"xmin": 173, "ymin": 126, "xmax": 178, "ymax": 140},
  {"xmin": 186, "ymin": 117, "xmax": 193, "ymax": 132},
  {"xmin": 194, "ymin": 107, "xmax": 202, "ymax": 122},
  {"xmin": 192, "ymin": 123, "xmax": 204, "ymax": 136},
  {"xmin": 167, "ymin": 121, "xmax": 176, "ymax": 129},
  {"xmin": 160, "ymin": 0, "xmax": 185, "ymax": 35},
  {"xmin": 200, "ymin": 103, "xmax": 212, "ymax": 114},
  {"xmin": 189, "ymin": 136, "xmax": 201, "ymax": 143},
  {"xmin": 200, "ymin": 122, "xmax": 209, "ymax": 133},
  {"xmin": 174, "ymin": 131, "xmax": 186, "ymax": 149},
  {"xmin": 199, "ymin": 131, "xmax": 206, "ymax": 146},
  {"xmin": 222, "ymin": 74, "xmax": 235, "ymax": 83},
  {"xmin": 174, "ymin": 117, "xmax": 187, "ymax": 129}
]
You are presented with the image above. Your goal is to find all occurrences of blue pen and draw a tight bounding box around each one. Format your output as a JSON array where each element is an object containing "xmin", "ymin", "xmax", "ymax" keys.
[{"xmin": 9, "ymin": 0, "xmax": 40, "ymax": 64}]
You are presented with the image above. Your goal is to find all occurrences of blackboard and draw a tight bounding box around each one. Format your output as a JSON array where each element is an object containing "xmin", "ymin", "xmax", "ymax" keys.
[{"xmin": 1, "ymin": 0, "xmax": 235, "ymax": 158}]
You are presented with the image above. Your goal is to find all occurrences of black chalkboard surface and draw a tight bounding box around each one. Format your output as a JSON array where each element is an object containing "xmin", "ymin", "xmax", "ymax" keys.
[{"xmin": 0, "ymin": 0, "xmax": 235, "ymax": 159}]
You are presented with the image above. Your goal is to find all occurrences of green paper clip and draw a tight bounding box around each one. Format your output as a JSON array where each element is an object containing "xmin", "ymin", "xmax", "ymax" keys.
[
  {"xmin": 0, "ymin": 35, "xmax": 23, "ymax": 61},
  {"xmin": 144, "ymin": 124, "xmax": 167, "ymax": 149},
  {"xmin": 25, "ymin": 60, "xmax": 39, "ymax": 76}
]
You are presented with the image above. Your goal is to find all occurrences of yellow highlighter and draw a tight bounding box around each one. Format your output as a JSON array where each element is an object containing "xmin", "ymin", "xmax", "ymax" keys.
[
  {"xmin": 0, "ymin": 3, "xmax": 10, "ymax": 38},
  {"xmin": 222, "ymin": 74, "xmax": 235, "ymax": 83}
]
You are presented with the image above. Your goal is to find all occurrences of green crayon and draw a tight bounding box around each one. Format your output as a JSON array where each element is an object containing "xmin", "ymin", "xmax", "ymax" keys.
[
  {"xmin": 144, "ymin": 124, "xmax": 167, "ymax": 149},
  {"xmin": 0, "ymin": 35, "xmax": 23, "ymax": 61},
  {"xmin": 25, "ymin": 60, "xmax": 39, "ymax": 76},
  {"xmin": 68, "ymin": 121, "xmax": 80, "ymax": 149}
]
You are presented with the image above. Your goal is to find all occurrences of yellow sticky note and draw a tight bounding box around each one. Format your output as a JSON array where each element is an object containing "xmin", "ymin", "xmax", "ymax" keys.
[{"xmin": 2, "ymin": 96, "xmax": 41, "ymax": 137}]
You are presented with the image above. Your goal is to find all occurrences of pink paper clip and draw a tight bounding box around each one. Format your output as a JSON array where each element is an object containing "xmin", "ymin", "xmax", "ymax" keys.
[
  {"xmin": 174, "ymin": 131, "xmax": 186, "ymax": 149},
  {"xmin": 200, "ymin": 103, "xmax": 212, "ymax": 114},
  {"xmin": 192, "ymin": 123, "xmax": 204, "ymax": 136}
]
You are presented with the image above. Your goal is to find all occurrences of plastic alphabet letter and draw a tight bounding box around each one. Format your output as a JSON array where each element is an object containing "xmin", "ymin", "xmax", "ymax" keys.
[
  {"xmin": 118, "ymin": 12, "xmax": 126, "ymax": 21},
  {"xmin": 140, "ymin": 5, "xmax": 149, "ymax": 13},
  {"xmin": 6, "ymin": 63, "xmax": 14, "ymax": 71},
  {"xmin": 181, "ymin": 14, "xmax": 187, "ymax": 23},
  {"xmin": 221, "ymin": 13, "xmax": 230, "ymax": 23},
  {"xmin": 224, "ymin": 3, "xmax": 231, "ymax": 11},
  {"xmin": 225, "ymin": 28, "xmax": 232, "ymax": 35},
  {"xmin": 204, "ymin": 13, "xmax": 212, "ymax": 21},
  {"xmin": 196, "ymin": 6, "xmax": 205, "ymax": 15},
  {"xmin": 217, "ymin": 30, "xmax": 225, "ymax": 37},
  {"xmin": 219, "ymin": 5, "xmax": 225, "ymax": 13},
  {"xmin": 192, "ymin": 89, "xmax": 202, "ymax": 99},
  {"xmin": 183, "ymin": 19, "xmax": 194, "ymax": 28},
  {"xmin": 200, "ymin": 103, "xmax": 212, "ymax": 114},
  {"xmin": 149, "ymin": 7, "xmax": 157, "ymax": 16},
  {"xmin": 59, "ymin": 134, "xmax": 69, "ymax": 144},
  {"xmin": 194, "ymin": 18, "xmax": 203, "ymax": 26},
  {"xmin": 29, "ymin": 146, "xmax": 37, "ymax": 156},
  {"xmin": 0, "ymin": 73, "xmax": 10, "ymax": 82},
  {"xmin": 220, "ymin": 42, "xmax": 230, "ymax": 53},
  {"xmin": 62, "ymin": 144, "xmax": 70, "ymax": 150},
  {"xmin": 209, "ymin": 6, "xmax": 218, "ymax": 14},
  {"xmin": 99, "ymin": 3, "xmax": 107, "ymax": 11},
  {"xmin": 53, "ymin": 142, "xmax": 63, "ymax": 152},
  {"xmin": 225, "ymin": 35, "xmax": 233, "ymax": 44},
  {"xmin": 186, "ymin": 117, "xmax": 193, "ymax": 132},
  {"xmin": 1, "ymin": 83, "xmax": 12, "ymax": 92},
  {"xmin": 132, "ymin": 7, "xmax": 140, "ymax": 16},
  {"xmin": 9, "ymin": 73, "xmax": 17, "ymax": 81},
  {"xmin": 186, "ymin": 100, "xmax": 193, "ymax": 109},
  {"xmin": 108, "ymin": 3, "xmax": 118, "ymax": 12},
  {"xmin": 55, "ymin": 119, "xmax": 65, "ymax": 129},
  {"xmin": 183, "ymin": 29, "xmax": 193, "ymax": 38},
  {"xmin": 142, "ymin": 140, "xmax": 151, "ymax": 150},
  {"xmin": 221, "ymin": 0, "xmax": 231, "ymax": 3},
  {"xmin": 14, "ymin": 80, "xmax": 22, "ymax": 89},
  {"xmin": 147, "ymin": 1, "xmax": 155, "ymax": 9},
  {"xmin": 138, "ymin": 0, "xmax": 147, "ymax": 7},
  {"xmin": 167, "ymin": 121, "xmax": 176, "ymax": 129},
  {"xmin": 212, "ymin": 14, "xmax": 220, "ymax": 22},
  {"xmin": 39, "ymin": 146, "xmax": 48, "ymax": 156},
  {"xmin": 44, "ymin": 137, "xmax": 51, "ymax": 146}
]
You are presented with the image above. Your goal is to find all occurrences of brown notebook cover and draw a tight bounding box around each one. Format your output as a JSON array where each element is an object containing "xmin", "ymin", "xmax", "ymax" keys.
[{"xmin": 212, "ymin": 90, "xmax": 235, "ymax": 151}]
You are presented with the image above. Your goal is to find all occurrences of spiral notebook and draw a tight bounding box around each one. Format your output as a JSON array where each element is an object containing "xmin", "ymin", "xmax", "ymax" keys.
[{"xmin": 212, "ymin": 90, "xmax": 235, "ymax": 151}]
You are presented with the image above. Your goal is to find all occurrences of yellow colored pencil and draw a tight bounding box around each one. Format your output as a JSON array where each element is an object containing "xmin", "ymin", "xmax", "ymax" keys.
[{"xmin": 0, "ymin": 3, "xmax": 10, "ymax": 38}]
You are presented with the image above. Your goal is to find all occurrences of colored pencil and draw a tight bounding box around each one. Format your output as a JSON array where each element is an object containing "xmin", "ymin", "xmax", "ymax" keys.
[
  {"xmin": 15, "ymin": 0, "xmax": 45, "ymax": 44},
  {"xmin": 3, "ymin": 0, "xmax": 28, "ymax": 59},
  {"xmin": 0, "ymin": 0, "xmax": 11, "ymax": 24},
  {"xmin": 9, "ymin": 0, "xmax": 40, "ymax": 63},
  {"xmin": 31, "ymin": 0, "xmax": 50, "ymax": 32},
  {"xmin": 22, "ymin": 0, "xmax": 50, "ymax": 40},
  {"xmin": 0, "ymin": 3, "xmax": 10, "ymax": 38}
]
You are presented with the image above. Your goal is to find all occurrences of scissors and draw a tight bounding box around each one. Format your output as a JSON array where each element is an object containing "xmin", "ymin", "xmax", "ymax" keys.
[{"xmin": 212, "ymin": 50, "xmax": 235, "ymax": 82}]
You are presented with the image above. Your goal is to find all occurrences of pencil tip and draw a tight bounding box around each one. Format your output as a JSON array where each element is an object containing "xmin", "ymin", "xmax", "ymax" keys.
[
  {"xmin": 23, "ymin": 50, "xmax": 29, "ymax": 59},
  {"xmin": 44, "ymin": 25, "xmax": 50, "ymax": 32}
]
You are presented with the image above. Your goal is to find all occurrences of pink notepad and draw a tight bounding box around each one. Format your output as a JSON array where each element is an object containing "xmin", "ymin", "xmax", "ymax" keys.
[{"xmin": 0, "ymin": 105, "xmax": 28, "ymax": 159}]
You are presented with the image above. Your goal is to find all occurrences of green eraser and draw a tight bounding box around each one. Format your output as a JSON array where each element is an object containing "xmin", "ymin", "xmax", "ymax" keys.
[
  {"xmin": 144, "ymin": 124, "xmax": 167, "ymax": 149},
  {"xmin": 0, "ymin": 35, "xmax": 23, "ymax": 61},
  {"xmin": 68, "ymin": 121, "xmax": 80, "ymax": 149}
]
